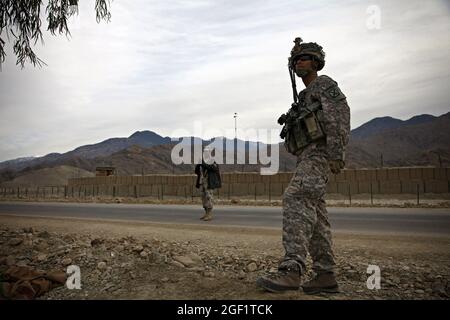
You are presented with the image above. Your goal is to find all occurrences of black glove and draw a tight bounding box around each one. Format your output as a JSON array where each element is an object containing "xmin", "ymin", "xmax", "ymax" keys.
[
  {"xmin": 278, "ymin": 114, "xmax": 286, "ymax": 125},
  {"xmin": 329, "ymin": 160, "xmax": 345, "ymax": 174}
]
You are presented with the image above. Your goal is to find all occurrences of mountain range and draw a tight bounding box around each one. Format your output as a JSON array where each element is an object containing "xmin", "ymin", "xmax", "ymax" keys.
[{"xmin": 1, "ymin": 112, "xmax": 449, "ymax": 186}]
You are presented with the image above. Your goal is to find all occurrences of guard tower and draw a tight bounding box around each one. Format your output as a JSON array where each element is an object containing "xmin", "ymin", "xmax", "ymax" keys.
[{"xmin": 95, "ymin": 166, "xmax": 116, "ymax": 177}]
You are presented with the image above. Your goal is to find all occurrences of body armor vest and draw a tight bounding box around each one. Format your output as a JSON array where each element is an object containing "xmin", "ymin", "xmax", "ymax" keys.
[{"xmin": 283, "ymin": 92, "xmax": 326, "ymax": 155}]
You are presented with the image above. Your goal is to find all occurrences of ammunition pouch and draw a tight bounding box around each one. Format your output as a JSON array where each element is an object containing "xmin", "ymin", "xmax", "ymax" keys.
[{"xmin": 283, "ymin": 101, "xmax": 326, "ymax": 155}]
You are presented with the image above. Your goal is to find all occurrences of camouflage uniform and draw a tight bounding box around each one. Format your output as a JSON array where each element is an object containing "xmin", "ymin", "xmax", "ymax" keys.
[
  {"xmin": 279, "ymin": 75, "xmax": 350, "ymax": 275},
  {"xmin": 199, "ymin": 165, "xmax": 213, "ymax": 210}
]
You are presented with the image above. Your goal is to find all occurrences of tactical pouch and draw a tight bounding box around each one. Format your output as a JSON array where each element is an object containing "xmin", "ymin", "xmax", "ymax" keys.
[
  {"xmin": 304, "ymin": 109, "xmax": 325, "ymax": 141},
  {"xmin": 284, "ymin": 101, "xmax": 326, "ymax": 155}
]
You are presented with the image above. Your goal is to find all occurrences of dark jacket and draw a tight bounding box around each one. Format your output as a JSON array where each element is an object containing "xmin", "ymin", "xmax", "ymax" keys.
[{"xmin": 195, "ymin": 162, "xmax": 222, "ymax": 190}]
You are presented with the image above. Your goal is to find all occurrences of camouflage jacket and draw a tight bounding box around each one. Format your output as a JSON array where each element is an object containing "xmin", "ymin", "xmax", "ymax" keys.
[{"xmin": 297, "ymin": 75, "xmax": 350, "ymax": 161}]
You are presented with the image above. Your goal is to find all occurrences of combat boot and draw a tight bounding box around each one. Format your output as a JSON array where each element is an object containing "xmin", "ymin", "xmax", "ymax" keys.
[
  {"xmin": 302, "ymin": 272, "xmax": 339, "ymax": 294},
  {"xmin": 202, "ymin": 208, "xmax": 212, "ymax": 221},
  {"xmin": 200, "ymin": 209, "xmax": 208, "ymax": 220},
  {"xmin": 256, "ymin": 269, "xmax": 301, "ymax": 292}
]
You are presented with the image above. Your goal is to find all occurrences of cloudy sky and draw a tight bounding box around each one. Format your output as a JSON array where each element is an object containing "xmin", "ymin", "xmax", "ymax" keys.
[{"xmin": 0, "ymin": 0, "xmax": 449, "ymax": 162}]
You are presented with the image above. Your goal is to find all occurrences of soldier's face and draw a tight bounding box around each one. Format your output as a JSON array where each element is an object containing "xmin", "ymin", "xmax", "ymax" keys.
[{"xmin": 294, "ymin": 55, "xmax": 314, "ymax": 77}]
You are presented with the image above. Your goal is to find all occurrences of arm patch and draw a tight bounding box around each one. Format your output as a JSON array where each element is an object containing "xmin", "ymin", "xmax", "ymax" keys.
[{"xmin": 325, "ymin": 85, "xmax": 346, "ymax": 101}]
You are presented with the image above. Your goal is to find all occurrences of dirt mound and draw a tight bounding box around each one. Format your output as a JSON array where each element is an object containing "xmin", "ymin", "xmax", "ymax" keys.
[{"xmin": 1, "ymin": 165, "xmax": 94, "ymax": 187}]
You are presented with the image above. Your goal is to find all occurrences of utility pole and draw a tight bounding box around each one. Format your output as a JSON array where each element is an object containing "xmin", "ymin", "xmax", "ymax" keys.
[
  {"xmin": 234, "ymin": 112, "xmax": 238, "ymax": 167},
  {"xmin": 234, "ymin": 112, "xmax": 238, "ymax": 140}
]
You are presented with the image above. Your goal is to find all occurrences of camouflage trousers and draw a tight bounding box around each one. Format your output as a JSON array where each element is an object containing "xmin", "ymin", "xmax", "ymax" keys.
[
  {"xmin": 279, "ymin": 149, "xmax": 336, "ymax": 275},
  {"xmin": 201, "ymin": 184, "xmax": 213, "ymax": 210}
]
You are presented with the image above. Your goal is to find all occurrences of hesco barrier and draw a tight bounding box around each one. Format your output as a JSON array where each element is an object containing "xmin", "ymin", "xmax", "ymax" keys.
[{"xmin": 62, "ymin": 167, "xmax": 450, "ymax": 199}]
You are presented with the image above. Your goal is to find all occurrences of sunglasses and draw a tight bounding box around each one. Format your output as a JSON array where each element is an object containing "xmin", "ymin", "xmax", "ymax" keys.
[{"xmin": 294, "ymin": 55, "xmax": 314, "ymax": 63}]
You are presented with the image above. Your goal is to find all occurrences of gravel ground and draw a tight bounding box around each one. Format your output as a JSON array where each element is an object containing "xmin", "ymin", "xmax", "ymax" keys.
[{"xmin": 0, "ymin": 215, "xmax": 449, "ymax": 300}]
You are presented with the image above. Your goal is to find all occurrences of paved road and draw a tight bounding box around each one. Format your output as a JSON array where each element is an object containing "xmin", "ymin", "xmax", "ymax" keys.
[{"xmin": 0, "ymin": 202, "xmax": 449, "ymax": 236}]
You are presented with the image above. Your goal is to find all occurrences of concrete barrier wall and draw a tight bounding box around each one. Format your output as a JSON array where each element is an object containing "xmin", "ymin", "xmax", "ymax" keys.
[{"xmin": 63, "ymin": 167, "xmax": 450, "ymax": 198}]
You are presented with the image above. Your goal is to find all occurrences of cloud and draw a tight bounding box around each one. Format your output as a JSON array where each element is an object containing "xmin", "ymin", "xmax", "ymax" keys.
[{"xmin": 0, "ymin": 0, "xmax": 449, "ymax": 161}]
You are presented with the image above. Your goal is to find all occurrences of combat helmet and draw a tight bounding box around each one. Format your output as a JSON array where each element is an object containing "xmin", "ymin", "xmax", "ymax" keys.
[{"xmin": 288, "ymin": 37, "xmax": 326, "ymax": 71}]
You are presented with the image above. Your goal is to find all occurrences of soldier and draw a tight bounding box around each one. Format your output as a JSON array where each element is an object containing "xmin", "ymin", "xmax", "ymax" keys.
[
  {"xmin": 256, "ymin": 37, "xmax": 350, "ymax": 294},
  {"xmin": 195, "ymin": 147, "xmax": 222, "ymax": 221}
]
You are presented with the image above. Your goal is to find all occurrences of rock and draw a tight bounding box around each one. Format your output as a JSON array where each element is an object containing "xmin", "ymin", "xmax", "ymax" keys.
[
  {"xmin": 97, "ymin": 261, "xmax": 107, "ymax": 270},
  {"xmin": 170, "ymin": 260, "xmax": 185, "ymax": 268},
  {"xmin": 173, "ymin": 255, "xmax": 201, "ymax": 268},
  {"xmin": 246, "ymin": 262, "xmax": 258, "ymax": 272},
  {"xmin": 115, "ymin": 245, "xmax": 124, "ymax": 252},
  {"xmin": 36, "ymin": 253, "xmax": 47, "ymax": 262},
  {"xmin": 384, "ymin": 280, "xmax": 394, "ymax": 286},
  {"xmin": 414, "ymin": 289, "xmax": 425, "ymax": 295},
  {"xmin": 102, "ymin": 284, "xmax": 115, "ymax": 292},
  {"xmin": 133, "ymin": 245, "xmax": 144, "ymax": 253},
  {"xmin": 431, "ymin": 280, "xmax": 448, "ymax": 297},
  {"xmin": 9, "ymin": 238, "xmax": 23, "ymax": 246},
  {"xmin": 23, "ymin": 227, "xmax": 34, "ymax": 234},
  {"xmin": 161, "ymin": 277, "xmax": 169, "ymax": 283},
  {"xmin": 91, "ymin": 238, "xmax": 103, "ymax": 247},
  {"xmin": 390, "ymin": 276, "xmax": 400, "ymax": 284},
  {"xmin": 189, "ymin": 267, "xmax": 205, "ymax": 272},
  {"xmin": 204, "ymin": 271, "xmax": 215, "ymax": 278},
  {"xmin": 269, "ymin": 267, "xmax": 278, "ymax": 273},
  {"xmin": 53, "ymin": 248, "xmax": 67, "ymax": 257},
  {"xmin": 63, "ymin": 235, "xmax": 75, "ymax": 243},
  {"xmin": 188, "ymin": 253, "xmax": 203, "ymax": 264},
  {"xmin": 149, "ymin": 251, "xmax": 165, "ymax": 263},
  {"xmin": 62, "ymin": 258, "xmax": 72, "ymax": 266},
  {"xmin": 238, "ymin": 270, "xmax": 246, "ymax": 279},
  {"xmin": 120, "ymin": 263, "xmax": 128, "ymax": 269},
  {"xmin": 140, "ymin": 251, "xmax": 148, "ymax": 258},
  {"xmin": 38, "ymin": 231, "xmax": 50, "ymax": 239},
  {"xmin": 224, "ymin": 257, "xmax": 234, "ymax": 264}
]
